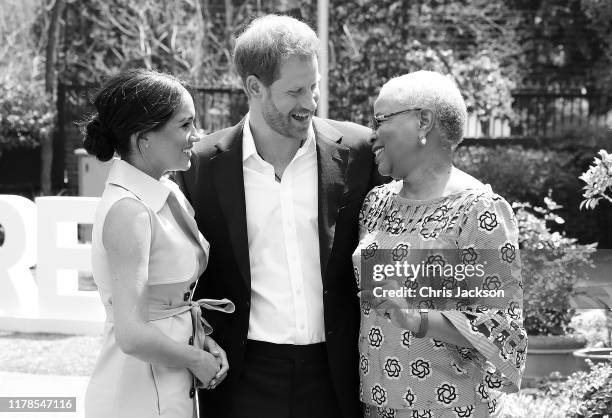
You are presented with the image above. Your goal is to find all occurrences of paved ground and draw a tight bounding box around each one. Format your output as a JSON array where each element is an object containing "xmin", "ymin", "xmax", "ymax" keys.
[
  {"xmin": 0, "ymin": 372, "xmax": 88, "ymax": 418},
  {"xmin": 0, "ymin": 332, "xmax": 100, "ymax": 418}
]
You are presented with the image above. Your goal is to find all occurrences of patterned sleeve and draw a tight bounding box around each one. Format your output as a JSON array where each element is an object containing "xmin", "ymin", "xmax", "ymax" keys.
[{"xmin": 440, "ymin": 192, "xmax": 527, "ymax": 393}]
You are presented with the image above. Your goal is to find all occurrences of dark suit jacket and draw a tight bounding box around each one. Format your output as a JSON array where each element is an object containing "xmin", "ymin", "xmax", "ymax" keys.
[{"xmin": 177, "ymin": 116, "xmax": 383, "ymax": 418}]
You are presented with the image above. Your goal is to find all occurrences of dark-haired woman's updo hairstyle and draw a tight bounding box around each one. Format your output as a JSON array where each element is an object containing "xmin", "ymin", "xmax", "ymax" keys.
[{"xmin": 82, "ymin": 69, "xmax": 189, "ymax": 162}]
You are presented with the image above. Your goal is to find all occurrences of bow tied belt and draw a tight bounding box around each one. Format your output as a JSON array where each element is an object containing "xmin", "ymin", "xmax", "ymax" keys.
[{"xmin": 104, "ymin": 297, "xmax": 235, "ymax": 349}]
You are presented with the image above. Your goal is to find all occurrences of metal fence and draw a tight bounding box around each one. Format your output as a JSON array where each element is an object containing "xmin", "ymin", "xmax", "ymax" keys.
[
  {"xmin": 3, "ymin": 81, "xmax": 608, "ymax": 189},
  {"xmin": 509, "ymin": 89, "xmax": 612, "ymax": 139},
  {"xmin": 51, "ymin": 82, "xmax": 611, "ymax": 192},
  {"xmin": 57, "ymin": 83, "xmax": 612, "ymax": 143},
  {"xmin": 464, "ymin": 89, "xmax": 612, "ymax": 140}
]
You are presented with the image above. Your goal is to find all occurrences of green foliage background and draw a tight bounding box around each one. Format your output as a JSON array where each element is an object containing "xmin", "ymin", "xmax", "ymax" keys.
[
  {"xmin": 327, "ymin": 0, "xmax": 518, "ymax": 125},
  {"xmin": 4, "ymin": 0, "xmax": 612, "ymax": 153},
  {"xmin": 0, "ymin": 0, "xmax": 55, "ymax": 155}
]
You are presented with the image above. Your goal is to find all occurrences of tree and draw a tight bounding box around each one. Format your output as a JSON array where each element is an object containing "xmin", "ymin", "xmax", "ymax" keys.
[
  {"xmin": 39, "ymin": 0, "xmax": 65, "ymax": 195},
  {"xmin": 0, "ymin": 0, "xmax": 55, "ymax": 167},
  {"xmin": 512, "ymin": 0, "xmax": 612, "ymax": 96},
  {"xmin": 59, "ymin": 0, "xmax": 213, "ymax": 84},
  {"xmin": 56, "ymin": 0, "xmax": 309, "ymax": 86},
  {"xmin": 0, "ymin": 0, "xmax": 42, "ymax": 85},
  {"xmin": 328, "ymin": 0, "xmax": 521, "ymax": 125}
]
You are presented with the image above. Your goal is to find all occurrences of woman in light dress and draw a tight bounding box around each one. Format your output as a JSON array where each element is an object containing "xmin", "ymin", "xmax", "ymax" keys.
[{"xmin": 84, "ymin": 69, "xmax": 234, "ymax": 418}]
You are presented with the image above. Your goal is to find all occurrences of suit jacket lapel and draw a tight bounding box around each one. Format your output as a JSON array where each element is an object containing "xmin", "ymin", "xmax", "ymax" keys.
[
  {"xmin": 314, "ymin": 118, "xmax": 350, "ymax": 282},
  {"xmin": 207, "ymin": 117, "xmax": 349, "ymax": 290},
  {"xmin": 210, "ymin": 121, "xmax": 252, "ymax": 289}
]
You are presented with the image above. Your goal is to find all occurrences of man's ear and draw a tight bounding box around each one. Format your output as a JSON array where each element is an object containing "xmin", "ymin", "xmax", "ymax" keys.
[
  {"xmin": 418, "ymin": 108, "xmax": 435, "ymax": 135},
  {"xmin": 245, "ymin": 75, "xmax": 265, "ymax": 99}
]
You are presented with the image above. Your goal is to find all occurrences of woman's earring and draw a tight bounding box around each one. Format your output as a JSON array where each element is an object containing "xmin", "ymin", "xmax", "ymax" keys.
[{"xmin": 419, "ymin": 135, "xmax": 427, "ymax": 146}]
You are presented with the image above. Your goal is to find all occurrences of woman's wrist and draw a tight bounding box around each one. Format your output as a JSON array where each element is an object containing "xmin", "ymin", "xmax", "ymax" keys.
[
  {"xmin": 413, "ymin": 309, "xmax": 428, "ymax": 338},
  {"xmin": 185, "ymin": 346, "xmax": 206, "ymax": 370},
  {"xmin": 398, "ymin": 308, "xmax": 422, "ymax": 333}
]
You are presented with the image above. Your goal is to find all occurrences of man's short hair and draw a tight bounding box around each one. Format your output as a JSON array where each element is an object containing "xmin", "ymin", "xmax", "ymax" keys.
[
  {"xmin": 380, "ymin": 71, "xmax": 468, "ymax": 148},
  {"xmin": 233, "ymin": 14, "xmax": 319, "ymax": 88}
]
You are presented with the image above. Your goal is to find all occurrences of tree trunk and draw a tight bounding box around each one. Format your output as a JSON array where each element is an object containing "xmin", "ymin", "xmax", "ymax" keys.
[
  {"xmin": 41, "ymin": 0, "xmax": 65, "ymax": 195},
  {"xmin": 194, "ymin": 0, "xmax": 210, "ymax": 83},
  {"xmin": 224, "ymin": 0, "xmax": 233, "ymax": 43}
]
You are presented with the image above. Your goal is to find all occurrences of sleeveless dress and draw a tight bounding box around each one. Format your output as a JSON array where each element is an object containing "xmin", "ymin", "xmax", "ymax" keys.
[
  {"xmin": 85, "ymin": 159, "xmax": 233, "ymax": 418},
  {"xmin": 353, "ymin": 181, "xmax": 527, "ymax": 418}
]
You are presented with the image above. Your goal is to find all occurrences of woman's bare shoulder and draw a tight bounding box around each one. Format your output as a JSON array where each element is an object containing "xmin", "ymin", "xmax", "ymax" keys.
[{"xmin": 102, "ymin": 198, "xmax": 151, "ymax": 251}]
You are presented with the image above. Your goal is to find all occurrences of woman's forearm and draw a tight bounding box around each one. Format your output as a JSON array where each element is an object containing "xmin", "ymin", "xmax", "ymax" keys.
[
  {"xmin": 415, "ymin": 310, "xmax": 474, "ymax": 348},
  {"xmin": 386, "ymin": 307, "xmax": 475, "ymax": 348},
  {"xmin": 116, "ymin": 319, "xmax": 203, "ymax": 369}
]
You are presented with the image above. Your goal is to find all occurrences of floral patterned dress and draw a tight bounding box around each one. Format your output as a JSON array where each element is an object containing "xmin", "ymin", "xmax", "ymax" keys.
[{"xmin": 352, "ymin": 181, "xmax": 527, "ymax": 418}]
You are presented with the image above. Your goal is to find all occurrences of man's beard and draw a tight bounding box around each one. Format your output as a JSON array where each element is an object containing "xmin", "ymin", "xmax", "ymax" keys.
[{"xmin": 261, "ymin": 96, "xmax": 311, "ymax": 142}]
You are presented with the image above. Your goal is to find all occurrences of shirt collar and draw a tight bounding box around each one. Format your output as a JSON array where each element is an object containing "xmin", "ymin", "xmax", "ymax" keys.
[
  {"xmin": 106, "ymin": 159, "xmax": 171, "ymax": 212},
  {"xmin": 242, "ymin": 113, "xmax": 258, "ymax": 162},
  {"xmin": 242, "ymin": 112, "xmax": 316, "ymax": 163}
]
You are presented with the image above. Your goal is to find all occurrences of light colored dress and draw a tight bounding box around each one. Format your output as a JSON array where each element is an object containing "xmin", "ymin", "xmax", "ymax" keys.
[
  {"xmin": 352, "ymin": 181, "xmax": 527, "ymax": 418},
  {"xmin": 85, "ymin": 160, "xmax": 233, "ymax": 418}
]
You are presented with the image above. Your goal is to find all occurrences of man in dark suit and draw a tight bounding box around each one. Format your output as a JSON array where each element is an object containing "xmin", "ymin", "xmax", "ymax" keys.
[{"xmin": 178, "ymin": 14, "xmax": 382, "ymax": 418}]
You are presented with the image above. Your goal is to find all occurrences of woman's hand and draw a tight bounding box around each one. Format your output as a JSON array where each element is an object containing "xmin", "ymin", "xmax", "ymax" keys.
[
  {"xmin": 189, "ymin": 350, "xmax": 222, "ymax": 389},
  {"xmin": 360, "ymin": 280, "xmax": 476, "ymax": 347},
  {"xmin": 359, "ymin": 279, "xmax": 421, "ymax": 332},
  {"xmin": 202, "ymin": 336, "xmax": 229, "ymax": 389}
]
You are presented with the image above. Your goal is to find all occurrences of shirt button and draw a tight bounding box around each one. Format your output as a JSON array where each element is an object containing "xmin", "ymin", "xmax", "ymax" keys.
[
  {"xmin": 189, "ymin": 388, "xmax": 195, "ymax": 398},
  {"xmin": 183, "ymin": 292, "xmax": 190, "ymax": 302},
  {"xmin": 189, "ymin": 282, "xmax": 196, "ymax": 290},
  {"xmin": 188, "ymin": 336, "xmax": 194, "ymax": 345}
]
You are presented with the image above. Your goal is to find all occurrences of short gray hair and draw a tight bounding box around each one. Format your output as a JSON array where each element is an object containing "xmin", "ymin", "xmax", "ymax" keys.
[
  {"xmin": 233, "ymin": 15, "xmax": 319, "ymax": 88},
  {"xmin": 379, "ymin": 71, "xmax": 467, "ymax": 147}
]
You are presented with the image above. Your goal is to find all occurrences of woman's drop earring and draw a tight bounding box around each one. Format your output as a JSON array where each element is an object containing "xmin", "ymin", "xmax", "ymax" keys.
[{"xmin": 419, "ymin": 135, "xmax": 427, "ymax": 146}]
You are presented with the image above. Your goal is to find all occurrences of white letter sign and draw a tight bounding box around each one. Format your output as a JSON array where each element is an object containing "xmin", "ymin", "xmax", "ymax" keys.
[{"xmin": 0, "ymin": 195, "xmax": 105, "ymax": 335}]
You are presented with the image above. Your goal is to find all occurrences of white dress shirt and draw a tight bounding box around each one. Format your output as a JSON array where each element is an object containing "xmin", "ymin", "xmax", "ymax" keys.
[{"xmin": 242, "ymin": 114, "xmax": 325, "ymax": 344}]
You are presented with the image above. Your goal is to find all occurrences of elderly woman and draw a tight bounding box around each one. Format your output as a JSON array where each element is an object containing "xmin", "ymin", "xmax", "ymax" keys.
[{"xmin": 353, "ymin": 71, "xmax": 527, "ymax": 418}]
